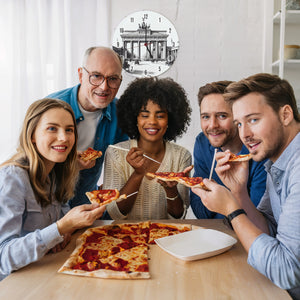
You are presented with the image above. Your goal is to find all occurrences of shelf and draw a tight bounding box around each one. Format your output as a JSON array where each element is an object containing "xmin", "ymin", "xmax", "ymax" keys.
[
  {"xmin": 273, "ymin": 10, "xmax": 300, "ymax": 24},
  {"xmin": 272, "ymin": 59, "xmax": 300, "ymax": 67}
]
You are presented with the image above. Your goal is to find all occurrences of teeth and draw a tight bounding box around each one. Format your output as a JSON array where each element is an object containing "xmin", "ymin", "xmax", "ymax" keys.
[{"xmin": 53, "ymin": 146, "xmax": 66, "ymax": 150}]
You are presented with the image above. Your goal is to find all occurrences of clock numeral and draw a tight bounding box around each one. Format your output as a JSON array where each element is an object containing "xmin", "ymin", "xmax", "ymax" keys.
[
  {"xmin": 120, "ymin": 27, "xmax": 124, "ymax": 33},
  {"xmin": 130, "ymin": 66, "xmax": 133, "ymax": 72},
  {"xmin": 159, "ymin": 17, "xmax": 161, "ymax": 23},
  {"xmin": 143, "ymin": 14, "xmax": 148, "ymax": 19},
  {"xmin": 130, "ymin": 17, "xmax": 134, "ymax": 23},
  {"xmin": 169, "ymin": 28, "xmax": 172, "ymax": 33},
  {"xmin": 158, "ymin": 66, "xmax": 161, "ymax": 72},
  {"xmin": 144, "ymin": 69, "xmax": 148, "ymax": 75}
]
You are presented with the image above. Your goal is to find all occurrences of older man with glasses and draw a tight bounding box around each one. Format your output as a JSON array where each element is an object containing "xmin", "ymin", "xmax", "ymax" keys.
[{"xmin": 47, "ymin": 46, "xmax": 128, "ymax": 208}]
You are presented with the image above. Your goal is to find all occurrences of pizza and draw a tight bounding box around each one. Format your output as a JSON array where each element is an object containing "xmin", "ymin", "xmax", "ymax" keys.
[
  {"xmin": 177, "ymin": 176, "xmax": 210, "ymax": 190},
  {"xmin": 147, "ymin": 171, "xmax": 209, "ymax": 190},
  {"xmin": 85, "ymin": 189, "xmax": 126, "ymax": 207},
  {"xmin": 80, "ymin": 147, "xmax": 102, "ymax": 161},
  {"xmin": 228, "ymin": 153, "xmax": 252, "ymax": 162},
  {"xmin": 146, "ymin": 171, "xmax": 188, "ymax": 182},
  {"xmin": 58, "ymin": 221, "xmax": 192, "ymax": 279}
]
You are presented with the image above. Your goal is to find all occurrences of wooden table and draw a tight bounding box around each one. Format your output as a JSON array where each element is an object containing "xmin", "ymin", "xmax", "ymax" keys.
[{"xmin": 0, "ymin": 219, "xmax": 290, "ymax": 300}]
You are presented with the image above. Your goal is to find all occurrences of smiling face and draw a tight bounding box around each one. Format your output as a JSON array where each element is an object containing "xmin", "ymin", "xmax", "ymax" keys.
[
  {"xmin": 137, "ymin": 100, "xmax": 168, "ymax": 144},
  {"xmin": 200, "ymin": 93, "xmax": 240, "ymax": 150},
  {"xmin": 32, "ymin": 108, "xmax": 76, "ymax": 174},
  {"xmin": 232, "ymin": 92, "xmax": 287, "ymax": 162},
  {"xmin": 78, "ymin": 48, "xmax": 122, "ymax": 111}
]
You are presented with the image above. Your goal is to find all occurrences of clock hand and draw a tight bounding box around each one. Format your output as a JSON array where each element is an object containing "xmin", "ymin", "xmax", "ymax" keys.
[{"xmin": 144, "ymin": 42, "xmax": 153, "ymax": 59}]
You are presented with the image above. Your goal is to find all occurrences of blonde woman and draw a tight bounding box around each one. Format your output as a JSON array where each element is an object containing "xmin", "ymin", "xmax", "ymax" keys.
[{"xmin": 0, "ymin": 99, "xmax": 105, "ymax": 280}]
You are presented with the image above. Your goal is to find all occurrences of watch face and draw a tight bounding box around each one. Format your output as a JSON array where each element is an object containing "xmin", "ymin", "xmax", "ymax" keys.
[{"xmin": 112, "ymin": 10, "xmax": 179, "ymax": 77}]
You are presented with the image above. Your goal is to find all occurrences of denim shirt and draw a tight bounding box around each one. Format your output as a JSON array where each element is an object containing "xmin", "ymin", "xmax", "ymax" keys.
[
  {"xmin": 248, "ymin": 133, "xmax": 300, "ymax": 297},
  {"xmin": 0, "ymin": 165, "xmax": 67, "ymax": 279},
  {"xmin": 47, "ymin": 84, "xmax": 128, "ymax": 207},
  {"xmin": 190, "ymin": 132, "xmax": 267, "ymax": 219}
]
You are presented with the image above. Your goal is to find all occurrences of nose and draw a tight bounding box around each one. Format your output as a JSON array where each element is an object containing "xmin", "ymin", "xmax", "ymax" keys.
[
  {"xmin": 57, "ymin": 129, "xmax": 67, "ymax": 141},
  {"xmin": 99, "ymin": 77, "xmax": 109, "ymax": 90},
  {"xmin": 208, "ymin": 116, "xmax": 218, "ymax": 129},
  {"xmin": 239, "ymin": 123, "xmax": 252, "ymax": 140}
]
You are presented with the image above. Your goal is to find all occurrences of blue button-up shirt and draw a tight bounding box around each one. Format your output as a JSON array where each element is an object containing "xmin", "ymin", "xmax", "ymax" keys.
[
  {"xmin": 47, "ymin": 84, "xmax": 128, "ymax": 207},
  {"xmin": 0, "ymin": 166, "xmax": 66, "ymax": 280},
  {"xmin": 248, "ymin": 133, "xmax": 300, "ymax": 297},
  {"xmin": 190, "ymin": 132, "xmax": 267, "ymax": 218}
]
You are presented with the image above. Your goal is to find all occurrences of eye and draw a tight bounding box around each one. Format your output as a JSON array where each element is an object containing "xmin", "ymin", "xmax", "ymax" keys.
[
  {"xmin": 47, "ymin": 126, "xmax": 57, "ymax": 132},
  {"xmin": 157, "ymin": 113, "xmax": 166, "ymax": 119},
  {"xmin": 218, "ymin": 114, "xmax": 227, "ymax": 120},
  {"xmin": 108, "ymin": 76, "xmax": 119, "ymax": 82},
  {"xmin": 250, "ymin": 118, "xmax": 258, "ymax": 124},
  {"xmin": 66, "ymin": 128, "xmax": 74, "ymax": 133},
  {"xmin": 91, "ymin": 74, "xmax": 103, "ymax": 80},
  {"xmin": 201, "ymin": 115, "xmax": 209, "ymax": 120}
]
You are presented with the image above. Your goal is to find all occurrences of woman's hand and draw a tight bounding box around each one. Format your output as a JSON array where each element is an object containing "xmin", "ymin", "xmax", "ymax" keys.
[
  {"xmin": 48, "ymin": 233, "xmax": 71, "ymax": 253},
  {"xmin": 56, "ymin": 203, "xmax": 106, "ymax": 236},
  {"xmin": 77, "ymin": 152, "xmax": 96, "ymax": 170},
  {"xmin": 126, "ymin": 147, "xmax": 149, "ymax": 175}
]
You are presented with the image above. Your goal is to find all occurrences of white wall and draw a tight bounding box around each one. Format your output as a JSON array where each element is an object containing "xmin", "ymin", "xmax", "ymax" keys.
[
  {"xmin": 110, "ymin": 0, "xmax": 272, "ymax": 155},
  {"xmin": 0, "ymin": 0, "xmax": 272, "ymax": 162}
]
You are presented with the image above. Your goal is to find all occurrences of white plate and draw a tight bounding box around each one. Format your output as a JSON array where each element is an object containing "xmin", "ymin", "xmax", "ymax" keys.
[{"xmin": 155, "ymin": 228, "xmax": 237, "ymax": 261}]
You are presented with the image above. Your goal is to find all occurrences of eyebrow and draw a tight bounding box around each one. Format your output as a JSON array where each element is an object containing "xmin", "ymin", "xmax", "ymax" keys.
[
  {"xmin": 140, "ymin": 109, "xmax": 167, "ymax": 113},
  {"xmin": 233, "ymin": 113, "xmax": 261, "ymax": 123},
  {"xmin": 46, "ymin": 122, "xmax": 75, "ymax": 127}
]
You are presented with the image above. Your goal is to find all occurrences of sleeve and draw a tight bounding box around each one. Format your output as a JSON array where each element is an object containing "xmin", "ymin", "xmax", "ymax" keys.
[
  {"xmin": 248, "ymin": 166, "xmax": 300, "ymax": 290},
  {"xmin": 102, "ymin": 148, "xmax": 129, "ymax": 219},
  {"xmin": 190, "ymin": 136, "xmax": 217, "ymax": 219},
  {"xmin": 247, "ymin": 160, "xmax": 267, "ymax": 207},
  {"xmin": 0, "ymin": 167, "xmax": 63, "ymax": 276}
]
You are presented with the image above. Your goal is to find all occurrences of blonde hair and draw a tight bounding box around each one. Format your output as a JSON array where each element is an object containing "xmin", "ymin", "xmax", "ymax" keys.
[{"xmin": 1, "ymin": 98, "xmax": 79, "ymax": 206}]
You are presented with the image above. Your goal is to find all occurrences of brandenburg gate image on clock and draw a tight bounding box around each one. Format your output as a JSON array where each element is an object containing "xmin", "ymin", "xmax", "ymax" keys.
[{"xmin": 113, "ymin": 21, "xmax": 178, "ymax": 76}]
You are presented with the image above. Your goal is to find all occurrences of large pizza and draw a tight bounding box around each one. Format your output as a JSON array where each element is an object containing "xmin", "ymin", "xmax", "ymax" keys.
[{"xmin": 58, "ymin": 221, "xmax": 191, "ymax": 279}]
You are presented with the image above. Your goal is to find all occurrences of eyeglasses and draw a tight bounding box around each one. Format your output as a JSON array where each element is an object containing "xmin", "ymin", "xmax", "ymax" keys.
[{"xmin": 82, "ymin": 66, "xmax": 122, "ymax": 89}]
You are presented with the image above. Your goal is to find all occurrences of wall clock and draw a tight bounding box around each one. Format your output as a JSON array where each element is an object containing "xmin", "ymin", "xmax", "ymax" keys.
[{"xmin": 112, "ymin": 10, "xmax": 179, "ymax": 77}]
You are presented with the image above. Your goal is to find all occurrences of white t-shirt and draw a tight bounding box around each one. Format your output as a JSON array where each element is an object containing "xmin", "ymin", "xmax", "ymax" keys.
[{"xmin": 77, "ymin": 103, "xmax": 102, "ymax": 151}]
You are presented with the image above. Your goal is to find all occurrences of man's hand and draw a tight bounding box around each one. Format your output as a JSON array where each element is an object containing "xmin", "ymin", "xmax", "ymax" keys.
[{"xmin": 77, "ymin": 152, "xmax": 96, "ymax": 170}]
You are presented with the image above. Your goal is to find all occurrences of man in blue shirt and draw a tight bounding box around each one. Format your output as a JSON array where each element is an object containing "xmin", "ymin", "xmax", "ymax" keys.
[
  {"xmin": 192, "ymin": 73, "xmax": 300, "ymax": 299},
  {"xmin": 191, "ymin": 81, "xmax": 267, "ymax": 219},
  {"xmin": 47, "ymin": 47, "xmax": 128, "ymax": 207}
]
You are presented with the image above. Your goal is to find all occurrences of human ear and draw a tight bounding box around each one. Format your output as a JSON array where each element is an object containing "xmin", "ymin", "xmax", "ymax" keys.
[
  {"xmin": 279, "ymin": 105, "xmax": 293, "ymax": 126},
  {"xmin": 78, "ymin": 67, "xmax": 83, "ymax": 83}
]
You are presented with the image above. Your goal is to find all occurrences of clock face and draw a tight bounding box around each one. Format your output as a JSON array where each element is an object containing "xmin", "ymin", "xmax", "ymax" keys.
[{"xmin": 112, "ymin": 10, "xmax": 179, "ymax": 77}]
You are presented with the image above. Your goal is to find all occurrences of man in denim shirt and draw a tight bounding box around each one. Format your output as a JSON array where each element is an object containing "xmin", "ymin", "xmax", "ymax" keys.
[
  {"xmin": 190, "ymin": 81, "xmax": 267, "ymax": 219},
  {"xmin": 47, "ymin": 47, "xmax": 128, "ymax": 207},
  {"xmin": 192, "ymin": 73, "xmax": 300, "ymax": 299}
]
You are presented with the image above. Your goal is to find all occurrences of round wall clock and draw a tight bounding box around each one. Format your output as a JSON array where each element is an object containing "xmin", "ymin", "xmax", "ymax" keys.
[{"xmin": 112, "ymin": 10, "xmax": 179, "ymax": 77}]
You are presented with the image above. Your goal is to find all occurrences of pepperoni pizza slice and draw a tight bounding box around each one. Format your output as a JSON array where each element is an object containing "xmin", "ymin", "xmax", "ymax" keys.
[
  {"xmin": 177, "ymin": 176, "xmax": 210, "ymax": 190},
  {"xmin": 146, "ymin": 171, "xmax": 188, "ymax": 182},
  {"xmin": 228, "ymin": 153, "xmax": 252, "ymax": 162},
  {"xmin": 80, "ymin": 147, "xmax": 102, "ymax": 161},
  {"xmin": 85, "ymin": 189, "xmax": 126, "ymax": 207}
]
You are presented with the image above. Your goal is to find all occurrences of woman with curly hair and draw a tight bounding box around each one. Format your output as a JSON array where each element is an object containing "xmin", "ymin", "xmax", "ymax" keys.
[
  {"xmin": 102, "ymin": 77, "xmax": 192, "ymax": 220},
  {"xmin": 0, "ymin": 98, "xmax": 105, "ymax": 280}
]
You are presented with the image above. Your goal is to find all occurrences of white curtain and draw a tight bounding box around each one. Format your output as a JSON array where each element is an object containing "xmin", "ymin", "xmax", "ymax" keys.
[{"xmin": 0, "ymin": 0, "xmax": 110, "ymax": 162}]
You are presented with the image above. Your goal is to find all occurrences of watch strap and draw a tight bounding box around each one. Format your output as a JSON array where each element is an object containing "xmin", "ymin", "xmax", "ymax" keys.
[{"xmin": 227, "ymin": 209, "xmax": 247, "ymax": 223}]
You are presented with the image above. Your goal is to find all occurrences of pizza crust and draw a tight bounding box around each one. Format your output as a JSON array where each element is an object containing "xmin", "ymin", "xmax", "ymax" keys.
[
  {"xmin": 228, "ymin": 153, "xmax": 252, "ymax": 162},
  {"xmin": 85, "ymin": 189, "xmax": 127, "ymax": 207}
]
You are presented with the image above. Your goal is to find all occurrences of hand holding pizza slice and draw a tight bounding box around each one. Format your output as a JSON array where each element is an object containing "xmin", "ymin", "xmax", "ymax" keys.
[{"xmin": 79, "ymin": 147, "xmax": 102, "ymax": 162}]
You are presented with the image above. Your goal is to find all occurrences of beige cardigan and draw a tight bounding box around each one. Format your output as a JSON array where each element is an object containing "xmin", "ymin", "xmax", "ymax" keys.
[{"xmin": 103, "ymin": 140, "xmax": 192, "ymax": 220}]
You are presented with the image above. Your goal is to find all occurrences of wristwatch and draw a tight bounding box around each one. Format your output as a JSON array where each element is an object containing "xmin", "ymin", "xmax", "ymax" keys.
[{"xmin": 224, "ymin": 209, "xmax": 246, "ymax": 229}]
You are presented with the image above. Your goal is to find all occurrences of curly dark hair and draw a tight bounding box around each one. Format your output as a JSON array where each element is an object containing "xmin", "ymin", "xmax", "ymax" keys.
[{"xmin": 117, "ymin": 77, "xmax": 191, "ymax": 141}]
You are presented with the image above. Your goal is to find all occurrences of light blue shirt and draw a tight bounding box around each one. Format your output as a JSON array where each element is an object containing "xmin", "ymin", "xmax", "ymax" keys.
[
  {"xmin": 0, "ymin": 165, "xmax": 67, "ymax": 279},
  {"xmin": 248, "ymin": 133, "xmax": 300, "ymax": 297}
]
